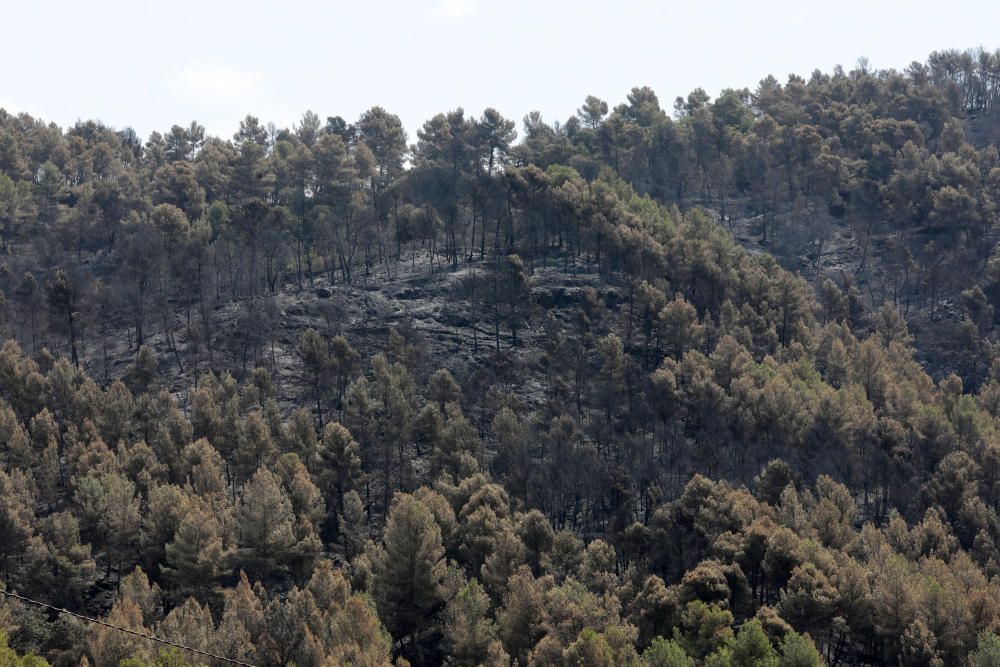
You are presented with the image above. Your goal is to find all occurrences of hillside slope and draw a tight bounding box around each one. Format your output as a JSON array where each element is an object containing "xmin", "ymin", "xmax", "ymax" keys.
[{"xmin": 4, "ymin": 49, "xmax": 1000, "ymax": 666}]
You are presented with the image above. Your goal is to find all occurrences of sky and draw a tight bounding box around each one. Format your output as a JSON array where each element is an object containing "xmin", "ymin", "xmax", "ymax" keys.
[{"xmin": 2, "ymin": 0, "xmax": 1000, "ymax": 143}]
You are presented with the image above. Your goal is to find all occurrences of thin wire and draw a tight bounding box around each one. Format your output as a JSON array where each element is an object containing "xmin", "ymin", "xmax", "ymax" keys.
[{"xmin": 0, "ymin": 589, "xmax": 256, "ymax": 667}]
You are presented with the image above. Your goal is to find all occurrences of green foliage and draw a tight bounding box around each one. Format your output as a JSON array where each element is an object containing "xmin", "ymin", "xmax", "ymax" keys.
[
  {"xmin": 778, "ymin": 631, "xmax": 822, "ymax": 667},
  {"xmin": 726, "ymin": 620, "xmax": 778, "ymax": 667},
  {"xmin": 443, "ymin": 579, "xmax": 498, "ymax": 666},
  {"xmin": 970, "ymin": 632, "xmax": 1000, "ymax": 667},
  {"xmin": 676, "ymin": 601, "xmax": 734, "ymax": 660},
  {"xmin": 0, "ymin": 631, "xmax": 48, "ymax": 667},
  {"xmin": 119, "ymin": 648, "xmax": 192, "ymax": 667},
  {"xmin": 375, "ymin": 493, "xmax": 446, "ymax": 654},
  {"xmin": 563, "ymin": 628, "xmax": 616, "ymax": 667},
  {"xmin": 236, "ymin": 468, "xmax": 295, "ymax": 572},
  {"xmin": 642, "ymin": 637, "xmax": 695, "ymax": 667}
]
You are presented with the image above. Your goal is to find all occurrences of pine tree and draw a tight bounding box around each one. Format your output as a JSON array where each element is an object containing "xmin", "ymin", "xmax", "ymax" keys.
[
  {"xmin": 283, "ymin": 408, "xmax": 320, "ymax": 468},
  {"xmin": 157, "ymin": 597, "xmax": 215, "ymax": 656},
  {"xmin": 319, "ymin": 422, "xmax": 364, "ymax": 521},
  {"xmin": 118, "ymin": 566, "xmax": 163, "ymax": 627},
  {"xmin": 73, "ymin": 472, "xmax": 141, "ymax": 578},
  {"xmin": 375, "ymin": 493, "xmax": 447, "ymax": 663},
  {"xmin": 443, "ymin": 578, "xmax": 498, "ymax": 666},
  {"xmin": 676, "ymin": 601, "xmax": 733, "ymax": 661},
  {"xmin": 495, "ymin": 567, "xmax": 551, "ymax": 666},
  {"xmin": 325, "ymin": 595, "xmax": 394, "ymax": 666},
  {"xmin": 722, "ymin": 619, "xmax": 779, "ymax": 667},
  {"xmin": 562, "ymin": 629, "xmax": 617, "ymax": 667},
  {"xmin": 237, "ymin": 468, "xmax": 296, "ymax": 574},
  {"xmin": 0, "ymin": 468, "xmax": 34, "ymax": 576},
  {"xmin": 162, "ymin": 502, "xmax": 228, "ymax": 597},
  {"xmin": 298, "ymin": 328, "xmax": 331, "ymax": 424},
  {"xmin": 630, "ymin": 575, "xmax": 681, "ymax": 647},
  {"xmin": 87, "ymin": 599, "xmax": 150, "ymax": 667},
  {"xmin": 339, "ymin": 490, "xmax": 369, "ymax": 560},
  {"xmin": 775, "ymin": 631, "xmax": 821, "ymax": 666},
  {"xmin": 274, "ymin": 453, "xmax": 324, "ymax": 526},
  {"xmin": 428, "ymin": 369, "xmax": 461, "ymax": 412},
  {"xmin": 235, "ymin": 412, "xmax": 277, "ymax": 484},
  {"xmin": 24, "ymin": 511, "xmax": 96, "ymax": 607}
]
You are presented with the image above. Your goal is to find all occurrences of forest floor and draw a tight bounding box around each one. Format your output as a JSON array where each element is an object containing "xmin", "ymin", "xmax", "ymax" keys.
[{"xmin": 80, "ymin": 250, "xmax": 617, "ymax": 419}]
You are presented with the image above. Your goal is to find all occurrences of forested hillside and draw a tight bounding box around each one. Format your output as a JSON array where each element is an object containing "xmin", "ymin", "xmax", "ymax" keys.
[{"xmin": 3, "ymin": 48, "xmax": 1000, "ymax": 666}]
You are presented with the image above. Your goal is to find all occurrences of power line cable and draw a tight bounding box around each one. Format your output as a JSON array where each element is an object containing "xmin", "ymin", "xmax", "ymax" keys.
[{"xmin": 0, "ymin": 589, "xmax": 256, "ymax": 667}]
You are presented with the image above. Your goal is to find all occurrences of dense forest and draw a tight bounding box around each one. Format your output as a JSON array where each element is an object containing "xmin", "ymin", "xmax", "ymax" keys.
[{"xmin": 4, "ymin": 47, "xmax": 1000, "ymax": 666}]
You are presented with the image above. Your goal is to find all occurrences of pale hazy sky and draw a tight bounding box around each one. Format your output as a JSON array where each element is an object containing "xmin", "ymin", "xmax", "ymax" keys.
[{"xmin": 2, "ymin": 0, "xmax": 999, "ymax": 142}]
